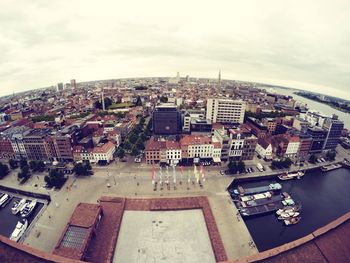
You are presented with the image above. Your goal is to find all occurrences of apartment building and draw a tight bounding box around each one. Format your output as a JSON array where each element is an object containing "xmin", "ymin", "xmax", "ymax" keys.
[{"xmin": 206, "ymin": 98, "xmax": 245, "ymax": 124}]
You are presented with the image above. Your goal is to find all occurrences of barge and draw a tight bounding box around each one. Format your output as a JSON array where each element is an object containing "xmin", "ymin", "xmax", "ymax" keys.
[
  {"xmin": 321, "ymin": 163, "xmax": 342, "ymax": 172},
  {"xmin": 230, "ymin": 183, "xmax": 282, "ymax": 196}
]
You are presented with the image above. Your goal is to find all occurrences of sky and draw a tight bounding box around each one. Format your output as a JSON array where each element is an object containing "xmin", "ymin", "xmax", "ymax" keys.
[{"xmin": 0, "ymin": 0, "xmax": 349, "ymax": 99}]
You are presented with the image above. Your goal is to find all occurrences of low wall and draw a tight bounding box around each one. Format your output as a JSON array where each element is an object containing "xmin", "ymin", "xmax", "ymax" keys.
[{"xmin": 0, "ymin": 185, "xmax": 51, "ymax": 203}]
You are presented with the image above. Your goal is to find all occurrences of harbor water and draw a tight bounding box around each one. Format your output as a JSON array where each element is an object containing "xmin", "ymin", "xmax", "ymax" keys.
[
  {"xmin": 0, "ymin": 195, "xmax": 44, "ymax": 238},
  {"xmin": 230, "ymin": 168, "xmax": 350, "ymax": 251}
]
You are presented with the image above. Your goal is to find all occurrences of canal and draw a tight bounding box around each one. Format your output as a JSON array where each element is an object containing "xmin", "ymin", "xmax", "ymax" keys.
[
  {"xmin": 230, "ymin": 167, "xmax": 350, "ymax": 251},
  {"xmin": 0, "ymin": 194, "xmax": 44, "ymax": 239}
]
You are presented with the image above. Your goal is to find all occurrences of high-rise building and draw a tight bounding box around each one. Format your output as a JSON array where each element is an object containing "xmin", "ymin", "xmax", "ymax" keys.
[
  {"xmin": 56, "ymin": 82, "xmax": 64, "ymax": 92},
  {"xmin": 307, "ymin": 126, "xmax": 328, "ymax": 153},
  {"xmin": 152, "ymin": 104, "xmax": 181, "ymax": 135},
  {"xmin": 323, "ymin": 115, "xmax": 344, "ymax": 151},
  {"xmin": 70, "ymin": 79, "xmax": 77, "ymax": 89},
  {"xmin": 218, "ymin": 70, "xmax": 221, "ymax": 86},
  {"xmin": 206, "ymin": 98, "xmax": 246, "ymax": 124}
]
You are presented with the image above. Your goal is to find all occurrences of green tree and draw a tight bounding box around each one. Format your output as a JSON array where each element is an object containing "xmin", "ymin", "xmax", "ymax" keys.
[
  {"xmin": 129, "ymin": 132, "xmax": 138, "ymax": 144},
  {"xmin": 0, "ymin": 163, "xmax": 9, "ymax": 179},
  {"xmin": 131, "ymin": 145, "xmax": 140, "ymax": 156},
  {"xmin": 73, "ymin": 162, "xmax": 92, "ymax": 176},
  {"xmin": 237, "ymin": 161, "xmax": 246, "ymax": 173},
  {"xmin": 29, "ymin": 161, "xmax": 46, "ymax": 172},
  {"xmin": 19, "ymin": 159, "xmax": 28, "ymax": 169},
  {"xmin": 326, "ymin": 151, "xmax": 336, "ymax": 161},
  {"xmin": 135, "ymin": 138, "xmax": 145, "ymax": 151},
  {"xmin": 135, "ymin": 96, "xmax": 143, "ymax": 106},
  {"xmin": 9, "ymin": 159, "xmax": 18, "ymax": 169},
  {"xmin": 116, "ymin": 147, "xmax": 125, "ymax": 159},
  {"xmin": 228, "ymin": 161, "xmax": 238, "ymax": 174},
  {"xmin": 159, "ymin": 96, "xmax": 168, "ymax": 103},
  {"xmin": 45, "ymin": 169, "xmax": 66, "ymax": 188},
  {"xmin": 124, "ymin": 140, "xmax": 132, "ymax": 151},
  {"xmin": 18, "ymin": 165, "xmax": 31, "ymax": 181},
  {"xmin": 309, "ymin": 154, "xmax": 317, "ymax": 164}
]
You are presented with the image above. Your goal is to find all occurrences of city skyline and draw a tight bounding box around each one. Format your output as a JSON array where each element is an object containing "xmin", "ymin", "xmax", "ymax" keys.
[{"xmin": 1, "ymin": 0, "xmax": 350, "ymax": 99}]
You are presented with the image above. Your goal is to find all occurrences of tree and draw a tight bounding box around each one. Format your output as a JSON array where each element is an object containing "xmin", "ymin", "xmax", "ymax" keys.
[
  {"xmin": 29, "ymin": 161, "xmax": 45, "ymax": 172},
  {"xmin": 124, "ymin": 140, "xmax": 132, "ymax": 151},
  {"xmin": 326, "ymin": 151, "xmax": 336, "ymax": 161},
  {"xmin": 135, "ymin": 96, "xmax": 142, "ymax": 106},
  {"xmin": 116, "ymin": 147, "xmax": 125, "ymax": 159},
  {"xmin": 0, "ymin": 163, "xmax": 9, "ymax": 179},
  {"xmin": 139, "ymin": 132, "xmax": 147, "ymax": 142},
  {"xmin": 271, "ymin": 158, "xmax": 292, "ymax": 169},
  {"xmin": 45, "ymin": 169, "xmax": 66, "ymax": 188},
  {"xmin": 94, "ymin": 97, "xmax": 112, "ymax": 110},
  {"xmin": 20, "ymin": 159, "xmax": 28, "ymax": 169},
  {"xmin": 135, "ymin": 137, "xmax": 145, "ymax": 150},
  {"xmin": 237, "ymin": 161, "xmax": 246, "ymax": 173},
  {"xmin": 18, "ymin": 165, "xmax": 31, "ymax": 181},
  {"xmin": 73, "ymin": 162, "xmax": 92, "ymax": 176},
  {"xmin": 309, "ymin": 154, "xmax": 317, "ymax": 164},
  {"xmin": 228, "ymin": 161, "xmax": 238, "ymax": 174},
  {"xmin": 131, "ymin": 145, "xmax": 140, "ymax": 156},
  {"xmin": 129, "ymin": 132, "xmax": 138, "ymax": 144},
  {"xmin": 9, "ymin": 159, "xmax": 18, "ymax": 169},
  {"xmin": 159, "ymin": 96, "xmax": 168, "ymax": 103}
]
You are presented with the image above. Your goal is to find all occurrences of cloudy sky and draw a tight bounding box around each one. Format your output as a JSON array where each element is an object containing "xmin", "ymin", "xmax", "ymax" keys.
[{"xmin": 1, "ymin": 0, "xmax": 349, "ymax": 99}]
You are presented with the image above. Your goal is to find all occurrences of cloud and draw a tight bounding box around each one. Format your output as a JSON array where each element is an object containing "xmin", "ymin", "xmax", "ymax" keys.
[{"xmin": 0, "ymin": 0, "xmax": 349, "ymax": 99}]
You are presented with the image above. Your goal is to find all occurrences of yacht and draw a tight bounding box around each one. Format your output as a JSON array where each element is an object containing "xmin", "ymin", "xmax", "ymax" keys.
[
  {"xmin": 284, "ymin": 216, "xmax": 301, "ymax": 226},
  {"xmin": 11, "ymin": 198, "xmax": 27, "ymax": 215},
  {"xmin": 278, "ymin": 171, "xmax": 304, "ymax": 181},
  {"xmin": 0, "ymin": 194, "xmax": 10, "ymax": 207},
  {"xmin": 278, "ymin": 211, "xmax": 300, "ymax": 220},
  {"xmin": 10, "ymin": 219, "xmax": 28, "ymax": 242},
  {"xmin": 21, "ymin": 199, "xmax": 37, "ymax": 218}
]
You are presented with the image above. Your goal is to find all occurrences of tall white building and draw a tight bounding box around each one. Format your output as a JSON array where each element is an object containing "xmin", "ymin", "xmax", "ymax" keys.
[{"xmin": 206, "ymin": 98, "xmax": 246, "ymax": 124}]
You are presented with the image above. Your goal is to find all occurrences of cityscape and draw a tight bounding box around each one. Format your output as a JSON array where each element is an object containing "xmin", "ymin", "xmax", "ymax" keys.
[
  {"xmin": 1, "ymin": 1, "xmax": 350, "ymax": 263},
  {"xmin": 0, "ymin": 75, "xmax": 349, "ymax": 263}
]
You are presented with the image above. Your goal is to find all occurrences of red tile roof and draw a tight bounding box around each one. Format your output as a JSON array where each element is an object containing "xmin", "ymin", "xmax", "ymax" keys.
[{"xmin": 180, "ymin": 135, "xmax": 212, "ymax": 146}]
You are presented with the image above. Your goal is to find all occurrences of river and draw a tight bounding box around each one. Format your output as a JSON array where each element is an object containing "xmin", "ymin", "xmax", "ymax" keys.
[
  {"xmin": 269, "ymin": 87, "xmax": 350, "ymax": 129},
  {"xmin": 229, "ymin": 167, "xmax": 350, "ymax": 251}
]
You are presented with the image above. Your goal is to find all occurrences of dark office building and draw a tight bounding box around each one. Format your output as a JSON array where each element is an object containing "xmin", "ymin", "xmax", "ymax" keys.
[
  {"xmin": 323, "ymin": 115, "xmax": 344, "ymax": 151},
  {"xmin": 307, "ymin": 126, "xmax": 328, "ymax": 153},
  {"xmin": 190, "ymin": 118, "xmax": 212, "ymax": 133},
  {"xmin": 152, "ymin": 104, "xmax": 181, "ymax": 135}
]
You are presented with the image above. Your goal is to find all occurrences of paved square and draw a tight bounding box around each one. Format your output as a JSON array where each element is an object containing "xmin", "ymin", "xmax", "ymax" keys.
[{"xmin": 113, "ymin": 210, "xmax": 216, "ymax": 263}]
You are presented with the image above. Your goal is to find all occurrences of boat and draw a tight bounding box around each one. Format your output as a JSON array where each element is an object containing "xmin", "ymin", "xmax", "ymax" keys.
[
  {"xmin": 276, "ymin": 204, "xmax": 302, "ymax": 215},
  {"xmin": 240, "ymin": 191, "xmax": 272, "ymax": 202},
  {"xmin": 282, "ymin": 198, "xmax": 295, "ymax": 206},
  {"xmin": 239, "ymin": 201, "xmax": 284, "ymax": 217},
  {"xmin": 278, "ymin": 171, "xmax": 305, "ymax": 181},
  {"xmin": 11, "ymin": 198, "xmax": 27, "ymax": 215},
  {"xmin": 230, "ymin": 183, "xmax": 282, "ymax": 196},
  {"xmin": 21, "ymin": 199, "xmax": 37, "ymax": 218},
  {"xmin": 284, "ymin": 216, "xmax": 301, "ymax": 226},
  {"xmin": 10, "ymin": 219, "xmax": 28, "ymax": 242},
  {"xmin": 0, "ymin": 194, "xmax": 10, "ymax": 207},
  {"xmin": 321, "ymin": 163, "xmax": 342, "ymax": 172},
  {"xmin": 278, "ymin": 211, "xmax": 300, "ymax": 220}
]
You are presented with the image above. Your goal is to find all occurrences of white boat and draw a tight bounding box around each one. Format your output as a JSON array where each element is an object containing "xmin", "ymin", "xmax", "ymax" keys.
[
  {"xmin": 278, "ymin": 211, "xmax": 300, "ymax": 220},
  {"xmin": 21, "ymin": 199, "xmax": 37, "ymax": 218},
  {"xmin": 284, "ymin": 216, "xmax": 301, "ymax": 225},
  {"xmin": 278, "ymin": 171, "xmax": 305, "ymax": 181},
  {"xmin": 240, "ymin": 191, "xmax": 272, "ymax": 202},
  {"xmin": 276, "ymin": 205, "xmax": 301, "ymax": 215},
  {"xmin": 321, "ymin": 163, "xmax": 342, "ymax": 172},
  {"xmin": 0, "ymin": 194, "xmax": 10, "ymax": 207},
  {"xmin": 11, "ymin": 198, "xmax": 27, "ymax": 215},
  {"xmin": 10, "ymin": 219, "xmax": 28, "ymax": 242}
]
